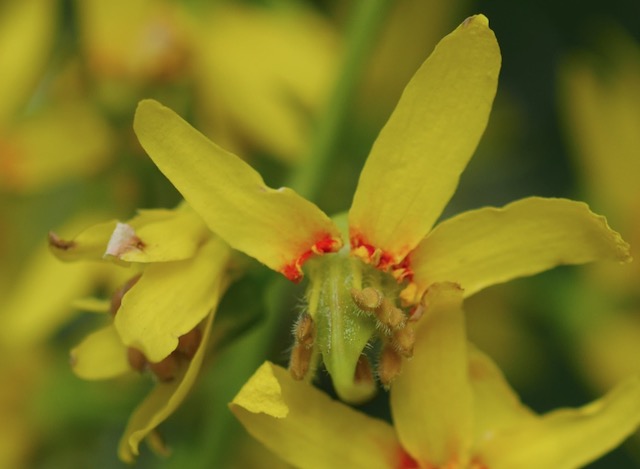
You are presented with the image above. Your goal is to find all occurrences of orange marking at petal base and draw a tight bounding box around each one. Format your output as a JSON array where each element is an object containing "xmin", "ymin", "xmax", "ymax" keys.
[
  {"xmin": 280, "ymin": 233, "xmax": 342, "ymax": 283},
  {"xmin": 350, "ymin": 233, "xmax": 413, "ymax": 282},
  {"xmin": 397, "ymin": 448, "xmax": 419, "ymax": 469}
]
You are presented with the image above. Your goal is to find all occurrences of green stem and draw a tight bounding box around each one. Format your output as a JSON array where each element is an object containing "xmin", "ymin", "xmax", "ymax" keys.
[
  {"xmin": 288, "ymin": 0, "xmax": 391, "ymax": 201},
  {"xmin": 197, "ymin": 1, "xmax": 391, "ymax": 467}
]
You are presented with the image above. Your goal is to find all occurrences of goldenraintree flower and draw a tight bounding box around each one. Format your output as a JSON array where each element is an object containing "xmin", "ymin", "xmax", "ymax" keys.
[
  {"xmin": 49, "ymin": 205, "xmax": 234, "ymax": 461},
  {"xmin": 132, "ymin": 15, "xmax": 630, "ymax": 403},
  {"xmin": 230, "ymin": 282, "xmax": 640, "ymax": 469}
]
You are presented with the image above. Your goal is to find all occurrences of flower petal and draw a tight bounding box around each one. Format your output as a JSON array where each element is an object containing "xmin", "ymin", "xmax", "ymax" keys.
[
  {"xmin": 118, "ymin": 309, "xmax": 218, "ymax": 463},
  {"xmin": 230, "ymin": 362, "xmax": 401, "ymax": 469},
  {"xmin": 391, "ymin": 282, "xmax": 473, "ymax": 466},
  {"xmin": 49, "ymin": 220, "xmax": 118, "ymax": 262},
  {"xmin": 70, "ymin": 325, "xmax": 130, "ymax": 380},
  {"xmin": 134, "ymin": 99, "xmax": 342, "ymax": 282},
  {"xmin": 349, "ymin": 15, "xmax": 500, "ymax": 269},
  {"xmin": 106, "ymin": 208, "xmax": 210, "ymax": 263},
  {"xmin": 479, "ymin": 375, "xmax": 640, "ymax": 469},
  {"xmin": 467, "ymin": 345, "xmax": 536, "ymax": 446},
  {"xmin": 405, "ymin": 197, "xmax": 631, "ymax": 303},
  {"xmin": 115, "ymin": 235, "xmax": 231, "ymax": 362}
]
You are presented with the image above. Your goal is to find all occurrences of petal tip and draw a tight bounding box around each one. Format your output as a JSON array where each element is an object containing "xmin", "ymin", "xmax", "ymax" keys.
[
  {"xmin": 104, "ymin": 222, "xmax": 145, "ymax": 259},
  {"xmin": 463, "ymin": 14, "xmax": 490, "ymax": 28},
  {"xmin": 231, "ymin": 362, "xmax": 289, "ymax": 419},
  {"xmin": 48, "ymin": 231, "xmax": 75, "ymax": 253}
]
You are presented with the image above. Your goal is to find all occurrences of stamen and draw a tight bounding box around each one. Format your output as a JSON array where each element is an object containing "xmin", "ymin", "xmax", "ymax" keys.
[
  {"xmin": 294, "ymin": 313, "xmax": 315, "ymax": 349},
  {"xmin": 378, "ymin": 345, "xmax": 403, "ymax": 388},
  {"xmin": 354, "ymin": 355, "xmax": 374, "ymax": 385},
  {"xmin": 289, "ymin": 344, "xmax": 312, "ymax": 381},
  {"xmin": 176, "ymin": 328, "xmax": 202, "ymax": 359},
  {"xmin": 149, "ymin": 354, "xmax": 179, "ymax": 382},
  {"xmin": 350, "ymin": 287, "xmax": 383, "ymax": 311},
  {"xmin": 110, "ymin": 274, "xmax": 142, "ymax": 316},
  {"xmin": 127, "ymin": 346, "xmax": 147, "ymax": 372},
  {"xmin": 376, "ymin": 299, "xmax": 406, "ymax": 331},
  {"xmin": 289, "ymin": 313, "xmax": 316, "ymax": 380},
  {"xmin": 391, "ymin": 325, "xmax": 415, "ymax": 358}
]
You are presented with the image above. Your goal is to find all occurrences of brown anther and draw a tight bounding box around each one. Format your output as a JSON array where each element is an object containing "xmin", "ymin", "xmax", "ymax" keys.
[
  {"xmin": 354, "ymin": 355, "xmax": 374, "ymax": 385},
  {"xmin": 127, "ymin": 347, "xmax": 147, "ymax": 373},
  {"xmin": 289, "ymin": 343, "xmax": 312, "ymax": 381},
  {"xmin": 376, "ymin": 299, "xmax": 407, "ymax": 331},
  {"xmin": 110, "ymin": 274, "xmax": 142, "ymax": 316},
  {"xmin": 351, "ymin": 287, "xmax": 383, "ymax": 311},
  {"xmin": 148, "ymin": 354, "xmax": 180, "ymax": 382},
  {"xmin": 378, "ymin": 345, "xmax": 403, "ymax": 388},
  {"xmin": 48, "ymin": 231, "xmax": 75, "ymax": 250},
  {"xmin": 392, "ymin": 325, "xmax": 415, "ymax": 358},
  {"xmin": 176, "ymin": 328, "xmax": 202, "ymax": 359},
  {"xmin": 294, "ymin": 313, "xmax": 315, "ymax": 349}
]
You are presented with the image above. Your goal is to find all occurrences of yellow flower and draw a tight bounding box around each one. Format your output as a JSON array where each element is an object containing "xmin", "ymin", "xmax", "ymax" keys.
[
  {"xmin": 75, "ymin": 0, "xmax": 191, "ymax": 101},
  {"xmin": 132, "ymin": 15, "xmax": 629, "ymax": 403},
  {"xmin": 230, "ymin": 282, "xmax": 640, "ymax": 469},
  {"xmin": 0, "ymin": 0, "xmax": 113, "ymax": 194},
  {"xmin": 560, "ymin": 27, "xmax": 640, "ymax": 397},
  {"xmin": 48, "ymin": 205, "xmax": 234, "ymax": 461},
  {"xmin": 194, "ymin": 2, "xmax": 339, "ymax": 163},
  {"xmin": 0, "ymin": 214, "xmax": 129, "ymax": 349}
]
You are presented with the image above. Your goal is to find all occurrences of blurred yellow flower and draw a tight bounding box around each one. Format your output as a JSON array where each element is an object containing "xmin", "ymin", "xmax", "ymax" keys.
[
  {"xmin": 75, "ymin": 0, "xmax": 192, "ymax": 111},
  {"xmin": 230, "ymin": 282, "xmax": 640, "ymax": 469},
  {"xmin": 132, "ymin": 15, "xmax": 630, "ymax": 404},
  {"xmin": 48, "ymin": 205, "xmax": 234, "ymax": 461},
  {"xmin": 0, "ymin": 0, "xmax": 113, "ymax": 194},
  {"xmin": 560, "ymin": 28, "xmax": 640, "ymax": 395},
  {"xmin": 0, "ymin": 0, "xmax": 56, "ymax": 125},
  {"xmin": 194, "ymin": 2, "xmax": 339, "ymax": 162}
]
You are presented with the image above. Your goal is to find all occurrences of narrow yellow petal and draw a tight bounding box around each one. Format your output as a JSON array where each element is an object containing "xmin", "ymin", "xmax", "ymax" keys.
[
  {"xmin": 406, "ymin": 197, "xmax": 631, "ymax": 303},
  {"xmin": 480, "ymin": 376, "xmax": 640, "ymax": 469},
  {"xmin": 391, "ymin": 282, "xmax": 473, "ymax": 466},
  {"xmin": 70, "ymin": 325, "xmax": 130, "ymax": 380},
  {"xmin": 118, "ymin": 309, "xmax": 217, "ymax": 463},
  {"xmin": 231, "ymin": 362, "xmax": 400, "ymax": 469},
  {"xmin": 349, "ymin": 15, "xmax": 500, "ymax": 268},
  {"xmin": 468, "ymin": 345, "xmax": 536, "ymax": 445},
  {"xmin": 134, "ymin": 99, "xmax": 342, "ymax": 282},
  {"xmin": 115, "ymin": 236, "xmax": 231, "ymax": 362}
]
